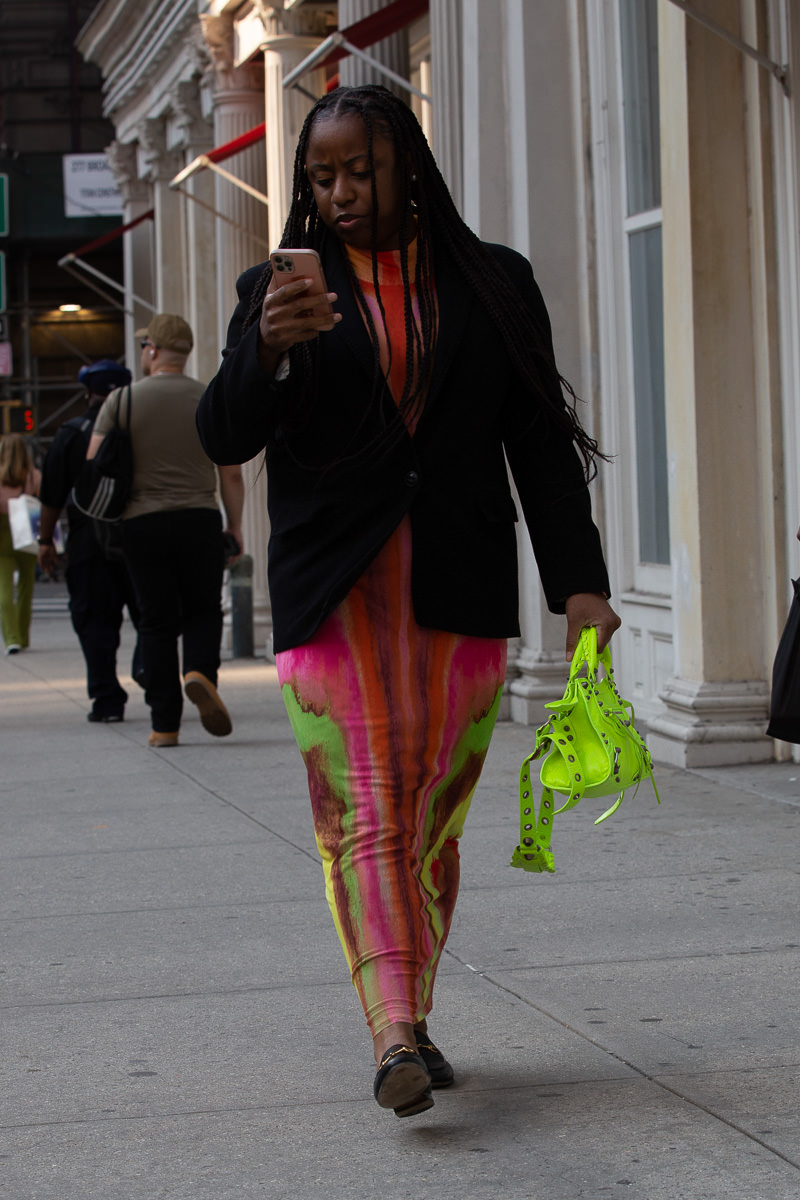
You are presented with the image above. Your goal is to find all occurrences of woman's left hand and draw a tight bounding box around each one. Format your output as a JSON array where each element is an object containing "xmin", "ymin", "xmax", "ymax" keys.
[{"xmin": 564, "ymin": 592, "xmax": 622, "ymax": 659}]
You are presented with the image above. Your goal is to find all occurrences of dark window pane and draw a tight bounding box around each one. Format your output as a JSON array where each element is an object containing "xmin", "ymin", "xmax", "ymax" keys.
[
  {"xmin": 629, "ymin": 225, "xmax": 670, "ymax": 564},
  {"xmin": 619, "ymin": 0, "xmax": 661, "ymax": 215}
]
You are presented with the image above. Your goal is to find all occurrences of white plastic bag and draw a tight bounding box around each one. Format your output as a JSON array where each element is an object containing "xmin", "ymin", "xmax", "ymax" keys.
[
  {"xmin": 7, "ymin": 495, "xmax": 64, "ymax": 555},
  {"xmin": 7, "ymin": 495, "xmax": 40, "ymax": 554}
]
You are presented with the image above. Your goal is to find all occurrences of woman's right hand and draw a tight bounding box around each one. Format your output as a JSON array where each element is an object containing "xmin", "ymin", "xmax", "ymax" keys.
[{"xmin": 257, "ymin": 278, "xmax": 340, "ymax": 374}]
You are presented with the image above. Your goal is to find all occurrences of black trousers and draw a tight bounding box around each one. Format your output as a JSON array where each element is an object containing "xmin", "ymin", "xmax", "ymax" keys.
[
  {"xmin": 66, "ymin": 553, "xmax": 141, "ymax": 716},
  {"xmin": 122, "ymin": 508, "xmax": 224, "ymax": 732}
]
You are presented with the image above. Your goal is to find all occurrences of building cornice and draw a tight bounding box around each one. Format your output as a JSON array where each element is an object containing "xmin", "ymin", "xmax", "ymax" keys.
[{"xmin": 78, "ymin": 0, "xmax": 205, "ymax": 123}]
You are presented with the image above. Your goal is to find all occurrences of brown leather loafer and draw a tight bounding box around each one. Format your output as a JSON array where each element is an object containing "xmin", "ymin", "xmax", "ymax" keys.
[
  {"xmin": 184, "ymin": 671, "xmax": 232, "ymax": 737},
  {"xmin": 148, "ymin": 730, "xmax": 179, "ymax": 748}
]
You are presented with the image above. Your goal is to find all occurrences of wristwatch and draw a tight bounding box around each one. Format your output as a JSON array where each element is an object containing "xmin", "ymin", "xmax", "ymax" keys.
[{"xmin": 38, "ymin": 537, "xmax": 54, "ymax": 546}]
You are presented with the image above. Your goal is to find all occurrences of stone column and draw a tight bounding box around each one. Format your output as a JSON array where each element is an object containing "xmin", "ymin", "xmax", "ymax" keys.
[
  {"xmin": 260, "ymin": 9, "xmax": 327, "ymax": 251},
  {"xmin": 647, "ymin": 0, "xmax": 772, "ymax": 765},
  {"xmin": 170, "ymin": 79, "xmax": 217, "ymax": 384},
  {"xmin": 338, "ymin": 0, "xmax": 409, "ymax": 95},
  {"xmin": 460, "ymin": 0, "xmax": 510, "ymax": 242},
  {"xmin": 430, "ymin": 0, "xmax": 462, "ymax": 210},
  {"xmin": 510, "ymin": 0, "xmax": 593, "ymax": 724},
  {"xmin": 462, "ymin": 1, "xmax": 591, "ymax": 723},
  {"xmin": 200, "ymin": 14, "xmax": 269, "ymax": 347},
  {"xmin": 137, "ymin": 118, "xmax": 187, "ymax": 318},
  {"xmin": 201, "ymin": 13, "xmax": 272, "ymax": 655},
  {"xmin": 105, "ymin": 139, "xmax": 154, "ymax": 372}
]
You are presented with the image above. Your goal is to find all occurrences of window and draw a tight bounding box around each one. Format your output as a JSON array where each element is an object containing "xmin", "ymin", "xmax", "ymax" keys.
[{"xmin": 619, "ymin": 0, "xmax": 669, "ymax": 565}]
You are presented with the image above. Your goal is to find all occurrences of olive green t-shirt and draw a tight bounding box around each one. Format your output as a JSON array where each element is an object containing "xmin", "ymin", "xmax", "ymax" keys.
[{"xmin": 94, "ymin": 374, "xmax": 217, "ymax": 520}]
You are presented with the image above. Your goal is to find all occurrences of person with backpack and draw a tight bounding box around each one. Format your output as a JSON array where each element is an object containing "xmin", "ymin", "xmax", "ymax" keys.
[
  {"xmin": 87, "ymin": 316, "xmax": 243, "ymax": 748},
  {"xmin": 38, "ymin": 359, "xmax": 142, "ymax": 722}
]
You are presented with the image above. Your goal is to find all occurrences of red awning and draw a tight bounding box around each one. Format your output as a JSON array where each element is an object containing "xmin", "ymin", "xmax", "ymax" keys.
[
  {"xmin": 59, "ymin": 208, "xmax": 154, "ymax": 263},
  {"xmin": 171, "ymin": 0, "xmax": 431, "ymax": 192},
  {"xmin": 207, "ymin": 123, "xmax": 266, "ymax": 165},
  {"xmin": 57, "ymin": 207, "xmax": 158, "ymax": 314},
  {"xmin": 319, "ymin": 0, "xmax": 429, "ymax": 69}
]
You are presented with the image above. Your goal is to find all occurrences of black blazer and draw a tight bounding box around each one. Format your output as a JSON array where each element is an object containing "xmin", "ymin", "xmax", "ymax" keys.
[{"xmin": 197, "ymin": 238, "xmax": 610, "ymax": 653}]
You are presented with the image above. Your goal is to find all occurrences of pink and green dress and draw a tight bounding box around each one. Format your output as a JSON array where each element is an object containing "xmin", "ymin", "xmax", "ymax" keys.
[{"xmin": 276, "ymin": 244, "xmax": 507, "ymax": 1036}]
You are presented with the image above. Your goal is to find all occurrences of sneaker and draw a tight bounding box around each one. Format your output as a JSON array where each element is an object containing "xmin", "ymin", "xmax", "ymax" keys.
[
  {"xmin": 184, "ymin": 671, "xmax": 232, "ymax": 737},
  {"xmin": 87, "ymin": 709, "xmax": 125, "ymax": 723},
  {"xmin": 5, "ymin": 644, "xmax": 21, "ymax": 656}
]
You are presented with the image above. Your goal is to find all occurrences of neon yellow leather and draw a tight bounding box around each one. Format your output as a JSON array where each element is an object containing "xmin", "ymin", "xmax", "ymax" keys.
[{"xmin": 511, "ymin": 627, "xmax": 658, "ymax": 873}]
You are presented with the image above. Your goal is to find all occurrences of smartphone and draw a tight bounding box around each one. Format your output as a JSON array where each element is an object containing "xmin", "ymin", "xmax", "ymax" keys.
[{"xmin": 269, "ymin": 248, "xmax": 333, "ymax": 317}]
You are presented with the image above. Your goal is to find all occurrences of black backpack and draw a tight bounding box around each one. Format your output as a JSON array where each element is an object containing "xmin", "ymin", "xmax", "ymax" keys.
[{"xmin": 71, "ymin": 385, "xmax": 133, "ymax": 522}]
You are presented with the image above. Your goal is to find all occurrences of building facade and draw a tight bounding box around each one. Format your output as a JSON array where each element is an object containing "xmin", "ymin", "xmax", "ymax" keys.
[
  {"xmin": 77, "ymin": 0, "xmax": 800, "ymax": 767},
  {"xmin": 0, "ymin": 0, "xmax": 125, "ymax": 446}
]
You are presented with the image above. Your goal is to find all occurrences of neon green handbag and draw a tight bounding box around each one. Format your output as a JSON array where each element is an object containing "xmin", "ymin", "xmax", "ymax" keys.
[{"xmin": 511, "ymin": 626, "xmax": 659, "ymax": 874}]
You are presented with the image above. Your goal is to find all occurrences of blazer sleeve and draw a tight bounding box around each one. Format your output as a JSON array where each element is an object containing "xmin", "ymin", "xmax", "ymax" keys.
[
  {"xmin": 494, "ymin": 248, "xmax": 611, "ymax": 609},
  {"xmin": 196, "ymin": 263, "xmax": 293, "ymax": 465}
]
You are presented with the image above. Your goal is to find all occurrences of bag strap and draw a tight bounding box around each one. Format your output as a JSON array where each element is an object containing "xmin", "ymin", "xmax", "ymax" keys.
[
  {"xmin": 511, "ymin": 753, "xmax": 557, "ymax": 873},
  {"xmin": 112, "ymin": 383, "xmax": 132, "ymax": 432}
]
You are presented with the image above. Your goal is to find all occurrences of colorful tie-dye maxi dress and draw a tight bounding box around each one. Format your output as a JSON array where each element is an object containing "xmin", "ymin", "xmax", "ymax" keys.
[{"xmin": 276, "ymin": 245, "xmax": 508, "ymax": 1036}]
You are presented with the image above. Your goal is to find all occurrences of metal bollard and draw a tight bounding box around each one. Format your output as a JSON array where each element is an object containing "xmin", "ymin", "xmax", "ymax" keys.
[{"xmin": 229, "ymin": 553, "xmax": 254, "ymax": 658}]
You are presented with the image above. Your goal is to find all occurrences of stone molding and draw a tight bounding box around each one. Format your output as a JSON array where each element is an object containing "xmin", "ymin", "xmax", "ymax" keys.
[
  {"xmin": 647, "ymin": 677, "xmax": 772, "ymax": 767},
  {"xmin": 105, "ymin": 139, "xmax": 150, "ymax": 206},
  {"xmin": 136, "ymin": 117, "xmax": 183, "ymax": 184},
  {"xmin": 79, "ymin": 1, "xmax": 201, "ymax": 122},
  {"xmin": 252, "ymin": 1, "xmax": 333, "ymax": 39},
  {"xmin": 200, "ymin": 13, "xmax": 265, "ymax": 100},
  {"xmin": 169, "ymin": 79, "xmax": 213, "ymax": 153},
  {"xmin": 200, "ymin": 13, "xmax": 235, "ymax": 74}
]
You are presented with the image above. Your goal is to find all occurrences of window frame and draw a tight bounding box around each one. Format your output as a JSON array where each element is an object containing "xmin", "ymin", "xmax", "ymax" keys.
[{"xmin": 587, "ymin": 0, "xmax": 672, "ymax": 600}]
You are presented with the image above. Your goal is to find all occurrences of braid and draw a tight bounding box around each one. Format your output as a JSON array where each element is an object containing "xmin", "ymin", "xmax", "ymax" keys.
[{"xmin": 244, "ymin": 84, "xmax": 604, "ymax": 479}]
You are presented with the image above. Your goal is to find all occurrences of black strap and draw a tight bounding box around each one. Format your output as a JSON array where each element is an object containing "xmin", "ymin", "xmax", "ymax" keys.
[{"xmin": 112, "ymin": 383, "xmax": 132, "ymax": 432}]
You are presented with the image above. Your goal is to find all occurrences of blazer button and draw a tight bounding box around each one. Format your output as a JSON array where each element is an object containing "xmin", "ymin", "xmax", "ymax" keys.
[{"xmin": 404, "ymin": 470, "xmax": 419, "ymax": 488}]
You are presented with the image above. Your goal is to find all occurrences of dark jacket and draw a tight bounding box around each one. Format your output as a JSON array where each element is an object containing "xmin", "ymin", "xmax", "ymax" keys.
[{"xmin": 197, "ymin": 238, "xmax": 610, "ymax": 653}]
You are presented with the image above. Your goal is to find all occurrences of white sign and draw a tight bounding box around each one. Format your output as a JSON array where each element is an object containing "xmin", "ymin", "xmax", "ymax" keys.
[
  {"xmin": 62, "ymin": 154, "xmax": 123, "ymax": 219},
  {"xmin": 0, "ymin": 342, "xmax": 13, "ymax": 377}
]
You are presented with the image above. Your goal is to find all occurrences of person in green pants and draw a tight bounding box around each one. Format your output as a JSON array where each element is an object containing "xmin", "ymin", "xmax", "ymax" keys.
[{"xmin": 0, "ymin": 433, "xmax": 40, "ymax": 654}]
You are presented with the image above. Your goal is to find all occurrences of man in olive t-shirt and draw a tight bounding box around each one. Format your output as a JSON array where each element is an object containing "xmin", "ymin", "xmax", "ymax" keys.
[{"xmin": 89, "ymin": 314, "xmax": 244, "ymax": 748}]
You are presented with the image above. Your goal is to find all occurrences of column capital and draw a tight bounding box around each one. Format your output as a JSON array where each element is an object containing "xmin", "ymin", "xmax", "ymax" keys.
[
  {"xmin": 170, "ymin": 79, "xmax": 214, "ymax": 154},
  {"xmin": 252, "ymin": 1, "xmax": 332, "ymax": 39},
  {"xmin": 105, "ymin": 139, "xmax": 150, "ymax": 206},
  {"xmin": 136, "ymin": 117, "xmax": 183, "ymax": 184},
  {"xmin": 199, "ymin": 13, "xmax": 234, "ymax": 73},
  {"xmin": 199, "ymin": 12, "xmax": 266, "ymax": 98},
  {"xmin": 260, "ymin": 30, "xmax": 327, "ymax": 58}
]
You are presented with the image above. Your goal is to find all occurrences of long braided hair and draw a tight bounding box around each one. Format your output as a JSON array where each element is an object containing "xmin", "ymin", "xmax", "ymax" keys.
[{"xmin": 243, "ymin": 84, "xmax": 603, "ymax": 479}]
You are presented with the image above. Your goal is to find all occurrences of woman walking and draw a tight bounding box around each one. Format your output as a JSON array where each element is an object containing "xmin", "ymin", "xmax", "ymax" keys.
[
  {"xmin": 0, "ymin": 434, "xmax": 40, "ymax": 655},
  {"xmin": 198, "ymin": 85, "xmax": 620, "ymax": 1118}
]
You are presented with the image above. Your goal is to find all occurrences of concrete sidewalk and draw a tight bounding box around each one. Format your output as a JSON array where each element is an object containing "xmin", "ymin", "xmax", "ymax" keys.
[{"xmin": 3, "ymin": 607, "xmax": 800, "ymax": 1200}]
